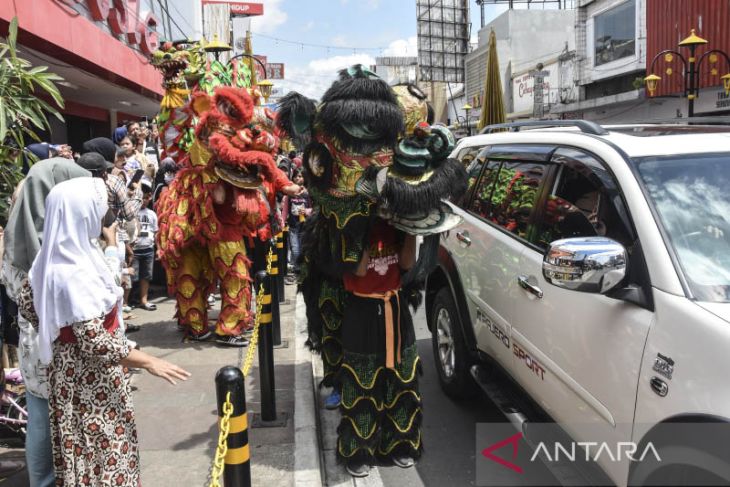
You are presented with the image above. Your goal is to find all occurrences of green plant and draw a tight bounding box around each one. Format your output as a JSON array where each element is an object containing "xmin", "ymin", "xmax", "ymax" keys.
[
  {"xmin": 0, "ymin": 16, "xmax": 65, "ymax": 223},
  {"xmin": 632, "ymin": 76, "xmax": 646, "ymax": 90}
]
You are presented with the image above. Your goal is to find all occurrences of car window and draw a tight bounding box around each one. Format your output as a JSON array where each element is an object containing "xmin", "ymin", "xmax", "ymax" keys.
[
  {"xmin": 536, "ymin": 148, "xmax": 633, "ymax": 249},
  {"xmin": 468, "ymin": 159, "xmax": 501, "ymax": 218},
  {"xmin": 457, "ymin": 145, "xmax": 483, "ymax": 169},
  {"xmin": 466, "ymin": 146, "xmax": 490, "ymax": 191},
  {"xmin": 469, "ymin": 159, "xmax": 548, "ymax": 241}
]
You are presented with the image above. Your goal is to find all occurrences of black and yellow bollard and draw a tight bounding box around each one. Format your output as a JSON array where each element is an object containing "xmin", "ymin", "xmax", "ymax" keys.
[
  {"xmin": 268, "ymin": 243, "xmax": 282, "ymax": 347},
  {"xmin": 275, "ymin": 231, "xmax": 285, "ymax": 302},
  {"xmin": 215, "ymin": 366, "xmax": 250, "ymax": 487},
  {"xmin": 282, "ymin": 226, "xmax": 289, "ymax": 283},
  {"xmin": 255, "ymin": 271, "xmax": 277, "ymax": 421}
]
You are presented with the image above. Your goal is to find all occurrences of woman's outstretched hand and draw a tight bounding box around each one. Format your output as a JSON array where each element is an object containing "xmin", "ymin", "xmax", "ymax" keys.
[
  {"xmin": 145, "ymin": 356, "xmax": 191, "ymax": 385},
  {"xmin": 122, "ymin": 348, "xmax": 191, "ymax": 385}
]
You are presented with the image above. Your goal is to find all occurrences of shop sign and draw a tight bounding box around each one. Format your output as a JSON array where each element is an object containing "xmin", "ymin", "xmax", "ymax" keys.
[
  {"xmin": 512, "ymin": 63, "xmax": 560, "ymax": 114},
  {"xmin": 266, "ymin": 63, "xmax": 285, "ymax": 80},
  {"xmin": 202, "ymin": 1, "xmax": 264, "ymax": 17},
  {"xmin": 56, "ymin": 0, "xmax": 159, "ymax": 55}
]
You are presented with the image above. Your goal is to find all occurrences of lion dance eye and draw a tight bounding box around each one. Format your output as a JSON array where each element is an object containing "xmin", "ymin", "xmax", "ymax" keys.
[{"xmin": 217, "ymin": 100, "xmax": 240, "ymax": 120}]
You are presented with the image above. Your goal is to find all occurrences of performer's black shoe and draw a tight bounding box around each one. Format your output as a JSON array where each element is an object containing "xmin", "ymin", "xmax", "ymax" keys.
[
  {"xmin": 188, "ymin": 330, "xmax": 213, "ymax": 341},
  {"xmin": 346, "ymin": 459, "xmax": 370, "ymax": 478},
  {"xmin": 392, "ymin": 455, "xmax": 416, "ymax": 468},
  {"xmin": 215, "ymin": 334, "xmax": 249, "ymax": 347}
]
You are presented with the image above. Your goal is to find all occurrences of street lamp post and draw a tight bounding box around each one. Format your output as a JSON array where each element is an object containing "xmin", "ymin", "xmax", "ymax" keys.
[
  {"xmin": 645, "ymin": 29, "xmax": 730, "ymax": 118},
  {"xmin": 228, "ymin": 53, "xmax": 274, "ymax": 105},
  {"xmin": 463, "ymin": 103, "xmax": 473, "ymax": 136},
  {"xmin": 203, "ymin": 34, "xmax": 231, "ymax": 62}
]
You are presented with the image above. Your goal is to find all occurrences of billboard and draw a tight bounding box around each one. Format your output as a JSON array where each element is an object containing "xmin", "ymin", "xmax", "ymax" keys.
[
  {"xmin": 266, "ymin": 63, "xmax": 285, "ymax": 80},
  {"xmin": 253, "ymin": 55, "xmax": 267, "ymax": 80},
  {"xmin": 416, "ymin": 0, "xmax": 470, "ymax": 83},
  {"xmin": 201, "ymin": 1, "xmax": 264, "ymax": 17}
]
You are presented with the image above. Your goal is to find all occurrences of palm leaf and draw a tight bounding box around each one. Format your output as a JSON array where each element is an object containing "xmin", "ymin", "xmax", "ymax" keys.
[{"xmin": 0, "ymin": 98, "xmax": 6, "ymax": 142}]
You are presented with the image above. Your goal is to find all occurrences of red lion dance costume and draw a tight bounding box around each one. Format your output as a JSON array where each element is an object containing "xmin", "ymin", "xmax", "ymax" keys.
[{"xmin": 156, "ymin": 86, "xmax": 291, "ymax": 343}]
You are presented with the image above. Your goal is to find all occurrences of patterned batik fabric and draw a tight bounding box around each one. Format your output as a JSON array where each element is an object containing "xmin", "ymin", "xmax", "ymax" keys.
[
  {"xmin": 336, "ymin": 294, "xmax": 423, "ymax": 464},
  {"xmin": 48, "ymin": 318, "xmax": 137, "ymax": 486}
]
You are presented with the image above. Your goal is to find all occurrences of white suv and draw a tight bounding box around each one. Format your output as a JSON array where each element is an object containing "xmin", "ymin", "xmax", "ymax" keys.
[{"xmin": 426, "ymin": 120, "xmax": 730, "ymax": 486}]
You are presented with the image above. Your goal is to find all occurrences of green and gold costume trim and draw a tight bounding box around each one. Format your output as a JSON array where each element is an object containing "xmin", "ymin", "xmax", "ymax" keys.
[{"xmin": 336, "ymin": 344, "xmax": 423, "ymax": 463}]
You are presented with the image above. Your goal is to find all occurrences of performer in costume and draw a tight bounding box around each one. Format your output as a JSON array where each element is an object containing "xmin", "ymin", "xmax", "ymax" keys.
[
  {"xmin": 155, "ymin": 87, "xmax": 299, "ymax": 346},
  {"xmin": 277, "ymin": 66, "xmax": 467, "ymax": 476},
  {"xmin": 338, "ymin": 219, "xmax": 420, "ymax": 476},
  {"xmin": 152, "ymin": 39, "xmax": 295, "ymax": 346}
]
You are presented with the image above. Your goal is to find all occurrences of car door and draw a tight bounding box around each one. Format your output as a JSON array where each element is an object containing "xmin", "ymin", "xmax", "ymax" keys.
[
  {"xmin": 445, "ymin": 145, "xmax": 555, "ymax": 369},
  {"xmin": 509, "ymin": 147, "xmax": 654, "ymax": 482}
]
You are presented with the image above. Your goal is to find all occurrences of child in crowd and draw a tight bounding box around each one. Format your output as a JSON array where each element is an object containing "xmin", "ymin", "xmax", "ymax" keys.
[
  {"xmin": 132, "ymin": 181, "xmax": 158, "ymax": 311},
  {"xmin": 113, "ymin": 148, "xmax": 128, "ymax": 181},
  {"xmin": 119, "ymin": 136, "xmax": 142, "ymax": 179}
]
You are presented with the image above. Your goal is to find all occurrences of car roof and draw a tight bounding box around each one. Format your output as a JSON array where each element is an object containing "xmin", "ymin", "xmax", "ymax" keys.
[{"xmin": 453, "ymin": 123, "xmax": 730, "ymax": 159}]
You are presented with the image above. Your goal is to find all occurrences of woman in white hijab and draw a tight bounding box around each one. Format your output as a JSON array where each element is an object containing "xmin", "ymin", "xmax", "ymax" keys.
[{"xmin": 18, "ymin": 177, "xmax": 190, "ymax": 486}]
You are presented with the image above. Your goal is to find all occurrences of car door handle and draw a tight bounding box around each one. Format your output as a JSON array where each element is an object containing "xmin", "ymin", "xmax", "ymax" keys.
[
  {"xmin": 517, "ymin": 275, "xmax": 543, "ymax": 299},
  {"xmin": 456, "ymin": 230, "xmax": 471, "ymax": 246}
]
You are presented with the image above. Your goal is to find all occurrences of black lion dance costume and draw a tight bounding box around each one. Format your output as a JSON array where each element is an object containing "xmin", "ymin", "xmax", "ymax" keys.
[{"xmin": 277, "ymin": 65, "xmax": 467, "ymax": 474}]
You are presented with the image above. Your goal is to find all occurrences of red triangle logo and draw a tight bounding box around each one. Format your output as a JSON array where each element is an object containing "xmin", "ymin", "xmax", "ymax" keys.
[{"xmin": 481, "ymin": 431, "xmax": 524, "ymax": 474}]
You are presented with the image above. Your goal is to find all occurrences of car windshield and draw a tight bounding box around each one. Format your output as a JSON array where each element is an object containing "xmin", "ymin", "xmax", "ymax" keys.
[{"xmin": 635, "ymin": 153, "xmax": 730, "ymax": 303}]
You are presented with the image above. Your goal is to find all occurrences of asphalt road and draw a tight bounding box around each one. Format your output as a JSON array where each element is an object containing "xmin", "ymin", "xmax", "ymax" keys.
[{"xmin": 375, "ymin": 306, "xmax": 559, "ymax": 487}]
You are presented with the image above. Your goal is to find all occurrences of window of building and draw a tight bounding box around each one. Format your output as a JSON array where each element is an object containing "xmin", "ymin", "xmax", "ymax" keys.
[{"xmin": 594, "ymin": 0, "xmax": 636, "ymax": 66}]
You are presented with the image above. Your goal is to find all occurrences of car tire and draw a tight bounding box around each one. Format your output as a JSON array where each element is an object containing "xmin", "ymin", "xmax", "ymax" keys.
[{"xmin": 430, "ymin": 287, "xmax": 477, "ymax": 399}]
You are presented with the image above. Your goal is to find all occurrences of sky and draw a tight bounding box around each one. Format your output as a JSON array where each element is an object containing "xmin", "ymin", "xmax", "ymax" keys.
[{"xmin": 159, "ymin": 0, "xmax": 535, "ymax": 100}]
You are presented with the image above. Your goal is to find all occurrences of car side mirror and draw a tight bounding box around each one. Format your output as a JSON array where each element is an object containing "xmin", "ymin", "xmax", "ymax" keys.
[{"xmin": 542, "ymin": 237, "xmax": 627, "ymax": 294}]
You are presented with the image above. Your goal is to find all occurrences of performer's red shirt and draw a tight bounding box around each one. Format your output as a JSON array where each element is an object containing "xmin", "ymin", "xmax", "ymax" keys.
[{"xmin": 344, "ymin": 221, "xmax": 402, "ymax": 294}]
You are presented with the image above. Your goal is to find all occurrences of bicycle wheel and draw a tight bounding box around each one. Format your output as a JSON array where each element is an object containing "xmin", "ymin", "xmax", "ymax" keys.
[{"xmin": 5, "ymin": 392, "xmax": 27, "ymax": 441}]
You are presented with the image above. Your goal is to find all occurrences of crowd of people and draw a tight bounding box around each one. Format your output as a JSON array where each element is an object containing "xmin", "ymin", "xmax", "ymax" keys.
[{"xmin": 0, "ymin": 119, "xmax": 314, "ymax": 485}]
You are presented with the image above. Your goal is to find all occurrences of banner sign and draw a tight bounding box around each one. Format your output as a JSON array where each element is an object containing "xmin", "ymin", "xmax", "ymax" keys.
[
  {"xmin": 266, "ymin": 63, "xmax": 285, "ymax": 79},
  {"xmin": 202, "ymin": 1, "xmax": 264, "ymax": 17}
]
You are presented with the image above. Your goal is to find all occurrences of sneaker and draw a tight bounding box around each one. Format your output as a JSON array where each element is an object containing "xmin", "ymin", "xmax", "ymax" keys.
[
  {"xmin": 122, "ymin": 305, "xmax": 132, "ymax": 313},
  {"xmin": 392, "ymin": 455, "xmax": 416, "ymax": 469},
  {"xmin": 215, "ymin": 334, "xmax": 249, "ymax": 347},
  {"xmin": 188, "ymin": 330, "xmax": 213, "ymax": 341},
  {"xmin": 140, "ymin": 302, "xmax": 157, "ymax": 311},
  {"xmin": 345, "ymin": 459, "xmax": 370, "ymax": 478},
  {"xmin": 324, "ymin": 390, "xmax": 341, "ymax": 410}
]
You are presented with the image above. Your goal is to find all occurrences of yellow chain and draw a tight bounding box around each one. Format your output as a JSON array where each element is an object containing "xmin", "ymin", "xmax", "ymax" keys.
[
  {"xmin": 209, "ymin": 392, "xmax": 233, "ymax": 487},
  {"xmin": 241, "ymin": 246, "xmax": 274, "ymax": 376},
  {"xmin": 208, "ymin": 245, "xmax": 276, "ymax": 487}
]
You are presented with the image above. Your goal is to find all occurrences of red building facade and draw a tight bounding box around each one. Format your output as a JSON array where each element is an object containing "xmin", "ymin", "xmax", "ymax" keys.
[
  {"xmin": 646, "ymin": 0, "xmax": 730, "ymax": 100},
  {"xmin": 0, "ymin": 0, "xmax": 165, "ymax": 147}
]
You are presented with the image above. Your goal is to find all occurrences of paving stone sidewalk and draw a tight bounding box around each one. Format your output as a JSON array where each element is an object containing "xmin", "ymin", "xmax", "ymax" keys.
[{"xmin": 0, "ymin": 280, "xmax": 324, "ymax": 487}]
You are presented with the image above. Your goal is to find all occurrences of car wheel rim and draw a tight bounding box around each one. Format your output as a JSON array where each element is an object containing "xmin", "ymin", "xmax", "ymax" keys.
[{"xmin": 436, "ymin": 307, "xmax": 456, "ymax": 379}]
